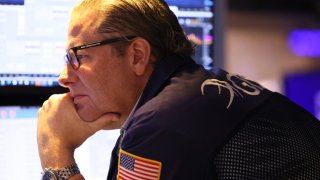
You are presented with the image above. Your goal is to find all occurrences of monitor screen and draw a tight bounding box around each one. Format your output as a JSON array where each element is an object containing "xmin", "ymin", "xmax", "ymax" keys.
[
  {"xmin": 0, "ymin": 0, "xmax": 214, "ymax": 91},
  {"xmin": 0, "ymin": 105, "xmax": 119, "ymax": 180},
  {"xmin": 169, "ymin": 0, "xmax": 214, "ymax": 69},
  {"xmin": 284, "ymin": 71, "xmax": 320, "ymax": 120}
]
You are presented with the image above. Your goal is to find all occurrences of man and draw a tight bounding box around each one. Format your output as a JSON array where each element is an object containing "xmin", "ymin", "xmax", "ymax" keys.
[{"xmin": 37, "ymin": 0, "xmax": 320, "ymax": 179}]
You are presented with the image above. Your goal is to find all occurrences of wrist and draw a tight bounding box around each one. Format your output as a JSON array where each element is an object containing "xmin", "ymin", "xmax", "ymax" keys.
[
  {"xmin": 39, "ymin": 145, "xmax": 76, "ymax": 169},
  {"xmin": 42, "ymin": 163, "xmax": 81, "ymax": 180}
]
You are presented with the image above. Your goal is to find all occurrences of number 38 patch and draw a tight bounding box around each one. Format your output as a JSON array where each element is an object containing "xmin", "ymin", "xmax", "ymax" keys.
[{"xmin": 117, "ymin": 149, "xmax": 162, "ymax": 180}]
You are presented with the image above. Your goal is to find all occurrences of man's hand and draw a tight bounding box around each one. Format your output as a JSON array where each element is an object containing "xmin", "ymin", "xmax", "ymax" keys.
[{"xmin": 37, "ymin": 93, "xmax": 119, "ymax": 169}]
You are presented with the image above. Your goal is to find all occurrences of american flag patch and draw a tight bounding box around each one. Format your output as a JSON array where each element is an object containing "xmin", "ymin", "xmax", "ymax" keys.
[{"xmin": 117, "ymin": 149, "xmax": 162, "ymax": 180}]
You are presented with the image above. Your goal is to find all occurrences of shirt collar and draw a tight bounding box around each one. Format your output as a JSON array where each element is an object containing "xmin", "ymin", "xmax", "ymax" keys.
[
  {"xmin": 122, "ymin": 54, "xmax": 195, "ymax": 130},
  {"xmin": 136, "ymin": 54, "xmax": 195, "ymax": 109},
  {"xmin": 121, "ymin": 95, "xmax": 141, "ymax": 129}
]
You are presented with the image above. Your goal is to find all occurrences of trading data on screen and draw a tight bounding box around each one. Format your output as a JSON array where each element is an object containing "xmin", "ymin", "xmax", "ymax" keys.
[
  {"xmin": 168, "ymin": 0, "xmax": 214, "ymax": 69},
  {"xmin": 0, "ymin": 1, "xmax": 73, "ymax": 87}
]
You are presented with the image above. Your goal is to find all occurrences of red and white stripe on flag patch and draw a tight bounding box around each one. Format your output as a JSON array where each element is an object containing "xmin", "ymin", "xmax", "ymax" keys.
[{"xmin": 117, "ymin": 149, "xmax": 162, "ymax": 180}]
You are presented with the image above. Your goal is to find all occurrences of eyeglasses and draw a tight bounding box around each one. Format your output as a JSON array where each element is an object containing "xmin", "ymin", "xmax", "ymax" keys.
[{"xmin": 65, "ymin": 35, "xmax": 137, "ymax": 70}]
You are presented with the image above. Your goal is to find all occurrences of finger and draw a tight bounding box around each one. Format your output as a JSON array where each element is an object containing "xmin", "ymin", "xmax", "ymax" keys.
[{"xmin": 40, "ymin": 100, "xmax": 49, "ymax": 111}]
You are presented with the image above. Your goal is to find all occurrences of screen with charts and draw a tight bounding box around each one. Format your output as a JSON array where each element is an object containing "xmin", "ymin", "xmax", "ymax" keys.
[{"xmin": 0, "ymin": 0, "xmax": 214, "ymax": 90}]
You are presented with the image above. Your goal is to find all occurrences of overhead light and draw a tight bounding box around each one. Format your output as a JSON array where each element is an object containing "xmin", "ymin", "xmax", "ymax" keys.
[{"xmin": 288, "ymin": 29, "xmax": 320, "ymax": 58}]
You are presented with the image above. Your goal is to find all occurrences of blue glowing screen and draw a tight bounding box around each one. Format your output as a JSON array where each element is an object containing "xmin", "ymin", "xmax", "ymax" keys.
[
  {"xmin": 288, "ymin": 30, "xmax": 320, "ymax": 58},
  {"xmin": 0, "ymin": 0, "xmax": 24, "ymax": 5},
  {"xmin": 165, "ymin": 0, "xmax": 213, "ymax": 8},
  {"xmin": 285, "ymin": 71, "xmax": 320, "ymax": 120}
]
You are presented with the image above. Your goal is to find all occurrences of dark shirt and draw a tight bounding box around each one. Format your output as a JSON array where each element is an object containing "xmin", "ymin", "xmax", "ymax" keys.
[{"xmin": 107, "ymin": 55, "xmax": 320, "ymax": 180}]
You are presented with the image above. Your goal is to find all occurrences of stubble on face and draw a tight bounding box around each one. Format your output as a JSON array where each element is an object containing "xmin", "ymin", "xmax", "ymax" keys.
[{"xmin": 66, "ymin": 11, "xmax": 149, "ymax": 126}]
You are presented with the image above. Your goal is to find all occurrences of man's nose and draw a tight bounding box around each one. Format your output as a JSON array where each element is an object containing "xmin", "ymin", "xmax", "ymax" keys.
[{"xmin": 58, "ymin": 64, "xmax": 77, "ymax": 88}]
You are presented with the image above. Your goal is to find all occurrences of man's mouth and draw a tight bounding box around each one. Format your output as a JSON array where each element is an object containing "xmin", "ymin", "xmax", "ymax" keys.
[{"xmin": 73, "ymin": 95, "xmax": 87, "ymax": 104}]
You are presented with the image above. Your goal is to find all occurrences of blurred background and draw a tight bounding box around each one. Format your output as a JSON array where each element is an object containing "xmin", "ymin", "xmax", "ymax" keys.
[{"xmin": 216, "ymin": 0, "xmax": 320, "ymax": 119}]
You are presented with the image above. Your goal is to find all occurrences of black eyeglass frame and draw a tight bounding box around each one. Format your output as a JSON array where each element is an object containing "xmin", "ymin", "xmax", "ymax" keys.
[{"xmin": 65, "ymin": 35, "xmax": 137, "ymax": 70}]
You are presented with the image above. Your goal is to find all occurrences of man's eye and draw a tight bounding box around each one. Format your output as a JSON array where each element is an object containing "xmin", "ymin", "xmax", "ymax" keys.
[{"xmin": 76, "ymin": 54, "xmax": 87, "ymax": 61}]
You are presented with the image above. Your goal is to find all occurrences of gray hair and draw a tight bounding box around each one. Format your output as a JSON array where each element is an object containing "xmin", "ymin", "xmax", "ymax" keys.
[{"xmin": 72, "ymin": 0, "xmax": 195, "ymax": 60}]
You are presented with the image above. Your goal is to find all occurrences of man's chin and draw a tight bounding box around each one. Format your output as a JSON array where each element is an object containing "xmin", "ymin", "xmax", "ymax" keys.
[
  {"xmin": 76, "ymin": 105, "xmax": 102, "ymax": 122},
  {"xmin": 79, "ymin": 111, "xmax": 100, "ymax": 122},
  {"xmin": 76, "ymin": 105, "xmax": 122, "ymax": 124}
]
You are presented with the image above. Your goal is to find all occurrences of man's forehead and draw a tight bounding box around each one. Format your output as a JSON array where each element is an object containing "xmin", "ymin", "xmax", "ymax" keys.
[
  {"xmin": 69, "ymin": 23, "xmax": 82, "ymax": 38},
  {"xmin": 66, "ymin": 18, "xmax": 99, "ymax": 48},
  {"xmin": 66, "ymin": 21, "xmax": 85, "ymax": 48}
]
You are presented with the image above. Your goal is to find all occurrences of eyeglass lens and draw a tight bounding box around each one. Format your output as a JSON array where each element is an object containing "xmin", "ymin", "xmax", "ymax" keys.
[{"xmin": 67, "ymin": 49, "xmax": 79, "ymax": 69}]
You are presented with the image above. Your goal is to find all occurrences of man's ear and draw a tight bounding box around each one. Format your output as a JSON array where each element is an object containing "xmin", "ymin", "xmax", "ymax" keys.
[{"xmin": 129, "ymin": 38, "xmax": 152, "ymax": 76}]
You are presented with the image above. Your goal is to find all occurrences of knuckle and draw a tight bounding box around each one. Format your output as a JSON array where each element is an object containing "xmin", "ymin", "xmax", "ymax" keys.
[
  {"xmin": 37, "ymin": 107, "xmax": 42, "ymax": 115},
  {"xmin": 48, "ymin": 94, "xmax": 58, "ymax": 101},
  {"xmin": 42, "ymin": 100, "xmax": 48, "ymax": 108}
]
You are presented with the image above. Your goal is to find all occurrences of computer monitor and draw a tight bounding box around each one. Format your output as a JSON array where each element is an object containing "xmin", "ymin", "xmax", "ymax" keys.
[
  {"xmin": 0, "ymin": 105, "xmax": 120, "ymax": 180},
  {"xmin": 0, "ymin": 0, "xmax": 73, "ymax": 104},
  {"xmin": 169, "ymin": 0, "xmax": 214, "ymax": 69}
]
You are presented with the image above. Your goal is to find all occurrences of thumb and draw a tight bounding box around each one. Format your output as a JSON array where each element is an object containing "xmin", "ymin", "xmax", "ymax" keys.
[{"xmin": 90, "ymin": 112, "xmax": 121, "ymax": 131}]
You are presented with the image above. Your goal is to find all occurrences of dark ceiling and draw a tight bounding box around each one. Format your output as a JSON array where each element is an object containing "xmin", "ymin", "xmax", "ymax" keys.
[{"xmin": 228, "ymin": 0, "xmax": 320, "ymax": 15}]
